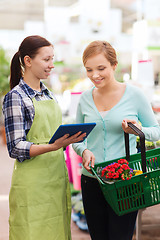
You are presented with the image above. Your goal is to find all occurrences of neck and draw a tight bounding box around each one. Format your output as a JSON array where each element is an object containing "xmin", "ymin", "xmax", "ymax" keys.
[
  {"xmin": 23, "ymin": 74, "xmax": 41, "ymax": 91},
  {"xmin": 97, "ymin": 79, "xmax": 120, "ymax": 95}
]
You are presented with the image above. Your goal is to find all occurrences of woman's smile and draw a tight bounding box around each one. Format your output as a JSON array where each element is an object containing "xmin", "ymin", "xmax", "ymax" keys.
[
  {"xmin": 92, "ymin": 78, "xmax": 104, "ymax": 85},
  {"xmin": 45, "ymin": 70, "xmax": 51, "ymax": 76}
]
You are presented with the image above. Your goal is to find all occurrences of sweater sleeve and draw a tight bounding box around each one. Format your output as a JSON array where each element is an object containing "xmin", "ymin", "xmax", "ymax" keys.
[
  {"xmin": 72, "ymin": 100, "xmax": 87, "ymax": 157},
  {"xmin": 136, "ymin": 88, "xmax": 160, "ymax": 141}
]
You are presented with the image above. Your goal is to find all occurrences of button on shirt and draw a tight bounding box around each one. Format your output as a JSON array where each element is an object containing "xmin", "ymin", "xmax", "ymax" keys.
[{"xmin": 3, "ymin": 79, "xmax": 56, "ymax": 162}]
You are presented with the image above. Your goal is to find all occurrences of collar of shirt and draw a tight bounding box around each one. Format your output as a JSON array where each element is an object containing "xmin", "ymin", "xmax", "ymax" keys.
[{"xmin": 19, "ymin": 78, "xmax": 52, "ymax": 99}]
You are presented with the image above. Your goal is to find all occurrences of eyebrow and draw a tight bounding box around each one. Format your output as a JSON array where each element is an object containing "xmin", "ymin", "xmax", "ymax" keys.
[
  {"xmin": 86, "ymin": 64, "xmax": 105, "ymax": 68},
  {"xmin": 44, "ymin": 55, "xmax": 54, "ymax": 58},
  {"xmin": 98, "ymin": 64, "xmax": 105, "ymax": 67}
]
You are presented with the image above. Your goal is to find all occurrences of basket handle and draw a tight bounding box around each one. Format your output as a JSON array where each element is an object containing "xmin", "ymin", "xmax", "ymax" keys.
[
  {"xmin": 124, "ymin": 122, "xmax": 146, "ymax": 173},
  {"xmin": 90, "ymin": 167, "xmax": 104, "ymax": 184}
]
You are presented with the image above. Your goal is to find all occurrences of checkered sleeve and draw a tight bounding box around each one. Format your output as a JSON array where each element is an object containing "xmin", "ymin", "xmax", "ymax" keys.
[{"xmin": 3, "ymin": 91, "xmax": 32, "ymax": 162}]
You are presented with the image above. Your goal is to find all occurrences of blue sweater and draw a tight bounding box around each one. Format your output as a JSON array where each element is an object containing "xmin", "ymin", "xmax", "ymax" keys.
[{"xmin": 72, "ymin": 83, "xmax": 160, "ymax": 177}]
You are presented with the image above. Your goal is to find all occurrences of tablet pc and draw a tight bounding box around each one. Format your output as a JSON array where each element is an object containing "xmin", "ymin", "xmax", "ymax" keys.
[{"xmin": 49, "ymin": 123, "xmax": 96, "ymax": 144}]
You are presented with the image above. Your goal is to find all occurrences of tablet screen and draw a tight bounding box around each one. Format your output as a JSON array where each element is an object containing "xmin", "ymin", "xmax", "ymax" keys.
[{"xmin": 49, "ymin": 123, "xmax": 96, "ymax": 144}]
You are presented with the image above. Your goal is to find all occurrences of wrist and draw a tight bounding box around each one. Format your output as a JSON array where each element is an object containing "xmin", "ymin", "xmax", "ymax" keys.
[
  {"xmin": 49, "ymin": 142, "xmax": 60, "ymax": 151},
  {"xmin": 82, "ymin": 148, "xmax": 88, "ymax": 158}
]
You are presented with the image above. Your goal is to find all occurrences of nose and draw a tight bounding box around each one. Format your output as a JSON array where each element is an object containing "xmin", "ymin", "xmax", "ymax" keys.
[
  {"xmin": 92, "ymin": 71, "xmax": 100, "ymax": 79},
  {"xmin": 49, "ymin": 61, "xmax": 54, "ymax": 69}
]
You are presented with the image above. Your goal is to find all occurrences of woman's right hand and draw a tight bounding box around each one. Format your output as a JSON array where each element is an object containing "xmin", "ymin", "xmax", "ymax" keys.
[
  {"xmin": 82, "ymin": 149, "xmax": 95, "ymax": 174},
  {"xmin": 52, "ymin": 131, "xmax": 86, "ymax": 150}
]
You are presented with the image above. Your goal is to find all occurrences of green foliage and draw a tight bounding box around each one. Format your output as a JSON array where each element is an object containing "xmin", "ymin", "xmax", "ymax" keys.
[
  {"xmin": 0, "ymin": 47, "xmax": 10, "ymax": 97},
  {"xmin": 115, "ymin": 62, "xmax": 131, "ymax": 82},
  {"xmin": 54, "ymin": 61, "xmax": 85, "ymax": 91},
  {"xmin": 0, "ymin": 47, "xmax": 10, "ymax": 120}
]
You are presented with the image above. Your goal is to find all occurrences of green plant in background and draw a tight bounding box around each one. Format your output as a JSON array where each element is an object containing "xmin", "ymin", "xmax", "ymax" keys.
[
  {"xmin": 136, "ymin": 136, "xmax": 156, "ymax": 150},
  {"xmin": 0, "ymin": 47, "xmax": 10, "ymax": 97},
  {"xmin": 54, "ymin": 61, "xmax": 86, "ymax": 92},
  {"xmin": 0, "ymin": 47, "xmax": 10, "ymax": 120},
  {"xmin": 156, "ymin": 140, "xmax": 160, "ymax": 147},
  {"xmin": 115, "ymin": 62, "xmax": 131, "ymax": 83}
]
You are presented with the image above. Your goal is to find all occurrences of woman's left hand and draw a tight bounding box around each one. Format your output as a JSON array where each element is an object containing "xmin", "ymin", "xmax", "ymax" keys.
[
  {"xmin": 82, "ymin": 149, "xmax": 95, "ymax": 174},
  {"xmin": 122, "ymin": 119, "xmax": 142, "ymax": 135}
]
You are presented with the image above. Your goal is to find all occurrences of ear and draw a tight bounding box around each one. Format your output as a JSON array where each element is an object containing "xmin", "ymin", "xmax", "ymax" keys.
[
  {"xmin": 112, "ymin": 63, "xmax": 117, "ymax": 71},
  {"xmin": 24, "ymin": 55, "xmax": 32, "ymax": 67}
]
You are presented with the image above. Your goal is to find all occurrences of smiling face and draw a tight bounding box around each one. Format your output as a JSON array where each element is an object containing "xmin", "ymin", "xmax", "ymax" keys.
[
  {"xmin": 27, "ymin": 45, "xmax": 54, "ymax": 80},
  {"xmin": 84, "ymin": 53, "xmax": 117, "ymax": 88}
]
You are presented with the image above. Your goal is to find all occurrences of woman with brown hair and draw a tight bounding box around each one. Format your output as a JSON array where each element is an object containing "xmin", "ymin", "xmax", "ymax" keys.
[
  {"xmin": 3, "ymin": 35, "xmax": 85, "ymax": 240},
  {"xmin": 73, "ymin": 40, "xmax": 160, "ymax": 240}
]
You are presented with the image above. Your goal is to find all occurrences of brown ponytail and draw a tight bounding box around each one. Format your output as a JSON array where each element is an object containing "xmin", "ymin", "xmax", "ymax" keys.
[{"xmin": 10, "ymin": 51, "xmax": 22, "ymax": 89}]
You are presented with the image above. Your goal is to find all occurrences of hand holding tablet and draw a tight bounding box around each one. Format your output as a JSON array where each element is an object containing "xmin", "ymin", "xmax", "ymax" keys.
[{"xmin": 49, "ymin": 123, "xmax": 96, "ymax": 144}]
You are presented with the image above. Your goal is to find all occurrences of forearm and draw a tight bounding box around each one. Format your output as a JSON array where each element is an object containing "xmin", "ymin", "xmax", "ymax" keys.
[
  {"xmin": 30, "ymin": 132, "xmax": 86, "ymax": 157},
  {"xmin": 137, "ymin": 91, "xmax": 160, "ymax": 141},
  {"xmin": 72, "ymin": 142, "xmax": 87, "ymax": 157},
  {"xmin": 29, "ymin": 143, "xmax": 57, "ymax": 157},
  {"xmin": 142, "ymin": 125, "xmax": 160, "ymax": 141},
  {"xmin": 9, "ymin": 140, "xmax": 59, "ymax": 161},
  {"xmin": 72, "ymin": 102, "xmax": 87, "ymax": 156}
]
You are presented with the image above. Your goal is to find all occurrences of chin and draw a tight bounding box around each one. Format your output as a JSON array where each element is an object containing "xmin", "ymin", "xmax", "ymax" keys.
[
  {"xmin": 94, "ymin": 83, "xmax": 104, "ymax": 88},
  {"xmin": 41, "ymin": 76, "xmax": 48, "ymax": 80}
]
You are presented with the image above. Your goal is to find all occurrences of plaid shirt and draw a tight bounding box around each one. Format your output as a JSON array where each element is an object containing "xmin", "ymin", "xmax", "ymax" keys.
[{"xmin": 3, "ymin": 79, "xmax": 56, "ymax": 162}]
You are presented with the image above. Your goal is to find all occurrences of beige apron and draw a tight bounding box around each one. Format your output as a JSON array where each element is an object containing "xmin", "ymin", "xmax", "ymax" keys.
[{"xmin": 9, "ymin": 98, "xmax": 71, "ymax": 240}]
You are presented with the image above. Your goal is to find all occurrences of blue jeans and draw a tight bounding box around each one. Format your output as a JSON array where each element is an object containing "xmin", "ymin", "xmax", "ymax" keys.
[{"xmin": 81, "ymin": 174, "xmax": 138, "ymax": 240}]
